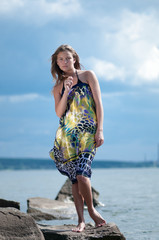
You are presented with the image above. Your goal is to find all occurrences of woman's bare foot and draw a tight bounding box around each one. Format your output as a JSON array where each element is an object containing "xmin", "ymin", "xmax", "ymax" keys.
[
  {"xmin": 72, "ymin": 222, "xmax": 85, "ymax": 232},
  {"xmin": 89, "ymin": 208, "xmax": 106, "ymax": 227},
  {"xmin": 95, "ymin": 220, "xmax": 106, "ymax": 228}
]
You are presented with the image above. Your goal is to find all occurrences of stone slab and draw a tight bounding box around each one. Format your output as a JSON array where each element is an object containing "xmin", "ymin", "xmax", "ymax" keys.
[
  {"xmin": 0, "ymin": 207, "xmax": 44, "ymax": 240},
  {"xmin": 27, "ymin": 197, "xmax": 76, "ymax": 220},
  {"xmin": 39, "ymin": 223, "xmax": 126, "ymax": 240}
]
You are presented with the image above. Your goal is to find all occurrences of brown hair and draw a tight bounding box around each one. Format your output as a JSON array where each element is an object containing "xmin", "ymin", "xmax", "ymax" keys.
[{"xmin": 51, "ymin": 44, "xmax": 82, "ymax": 85}]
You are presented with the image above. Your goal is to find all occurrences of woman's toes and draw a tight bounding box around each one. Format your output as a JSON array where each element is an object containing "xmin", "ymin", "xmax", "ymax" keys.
[
  {"xmin": 95, "ymin": 220, "xmax": 106, "ymax": 228},
  {"xmin": 72, "ymin": 222, "xmax": 85, "ymax": 232}
]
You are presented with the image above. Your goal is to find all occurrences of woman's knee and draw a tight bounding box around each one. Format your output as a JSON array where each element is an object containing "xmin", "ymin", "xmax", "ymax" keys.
[{"xmin": 77, "ymin": 175, "xmax": 89, "ymax": 184}]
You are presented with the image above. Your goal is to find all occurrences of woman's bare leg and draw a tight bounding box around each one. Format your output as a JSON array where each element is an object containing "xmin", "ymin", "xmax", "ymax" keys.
[
  {"xmin": 77, "ymin": 175, "xmax": 106, "ymax": 227},
  {"xmin": 72, "ymin": 182, "xmax": 85, "ymax": 232}
]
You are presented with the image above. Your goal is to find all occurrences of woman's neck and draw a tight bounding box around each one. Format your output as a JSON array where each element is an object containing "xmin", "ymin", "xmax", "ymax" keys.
[{"xmin": 64, "ymin": 69, "xmax": 76, "ymax": 78}]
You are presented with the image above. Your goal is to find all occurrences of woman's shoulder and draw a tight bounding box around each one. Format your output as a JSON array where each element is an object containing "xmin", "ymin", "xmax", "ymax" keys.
[
  {"xmin": 52, "ymin": 81, "xmax": 63, "ymax": 95},
  {"xmin": 77, "ymin": 70, "xmax": 96, "ymax": 83},
  {"xmin": 77, "ymin": 69, "xmax": 95, "ymax": 75}
]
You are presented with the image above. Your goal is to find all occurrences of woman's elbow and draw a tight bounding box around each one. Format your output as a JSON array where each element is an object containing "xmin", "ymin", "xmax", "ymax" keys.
[
  {"xmin": 56, "ymin": 111, "xmax": 62, "ymax": 118},
  {"xmin": 55, "ymin": 108, "xmax": 64, "ymax": 118}
]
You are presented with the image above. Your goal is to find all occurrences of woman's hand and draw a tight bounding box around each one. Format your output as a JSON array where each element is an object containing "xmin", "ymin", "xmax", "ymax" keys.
[
  {"xmin": 95, "ymin": 129, "xmax": 104, "ymax": 148},
  {"xmin": 53, "ymin": 76, "xmax": 73, "ymax": 118},
  {"xmin": 86, "ymin": 71, "xmax": 104, "ymax": 148},
  {"xmin": 64, "ymin": 76, "xmax": 73, "ymax": 92}
]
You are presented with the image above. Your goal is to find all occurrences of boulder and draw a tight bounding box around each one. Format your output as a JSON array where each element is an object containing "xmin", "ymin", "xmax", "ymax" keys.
[
  {"xmin": 39, "ymin": 222, "xmax": 126, "ymax": 240},
  {"xmin": 55, "ymin": 178, "xmax": 100, "ymax": 207},
  {"xmin": 27, "ymin": 197, "xmax": 76, "ymax": 221},
  {"xmin": 0, "ymin": 198, "xmax": 20, "ymax": 210},
  {"xmin": 0, "ymin": 207, "xmax": 44, "ymax": 240}
]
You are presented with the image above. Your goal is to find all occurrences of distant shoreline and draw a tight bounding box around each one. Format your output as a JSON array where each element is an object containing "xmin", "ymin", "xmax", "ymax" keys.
[{"xmin": 0, "ymin": 157, "xmax": 158, "ymax": 170}]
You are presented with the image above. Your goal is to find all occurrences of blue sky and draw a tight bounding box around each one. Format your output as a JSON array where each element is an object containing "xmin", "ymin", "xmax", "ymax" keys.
[{"xmin": 0, "ymin": 0, "xmax": 159, "ymax": 161}]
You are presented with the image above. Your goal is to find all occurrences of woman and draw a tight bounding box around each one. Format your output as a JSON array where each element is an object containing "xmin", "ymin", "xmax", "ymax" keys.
[{"xmin": 49, "ymin": 44, "xmax": 106, "ymax": 232}]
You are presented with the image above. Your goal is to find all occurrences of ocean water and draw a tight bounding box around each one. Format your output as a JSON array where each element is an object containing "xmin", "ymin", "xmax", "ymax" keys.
[{"xmin": 0, "ymin": 168, "xmax": 159, "ymax": 240}]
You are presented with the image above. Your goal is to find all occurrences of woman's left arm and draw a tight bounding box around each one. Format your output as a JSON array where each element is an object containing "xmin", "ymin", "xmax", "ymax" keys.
[{"xmin": 87, "ymin": 70, "xmax": 104, "ymax": 148}]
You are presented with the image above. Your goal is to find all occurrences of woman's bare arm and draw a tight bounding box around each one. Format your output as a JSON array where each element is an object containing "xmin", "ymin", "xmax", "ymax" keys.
[
  {"xmin": 53, "ymin": 77, "xmax": 73, "ymax": 118},
  {"xmin": 87, "ymin": 70, "xmax": 104, "ymax": 147}
]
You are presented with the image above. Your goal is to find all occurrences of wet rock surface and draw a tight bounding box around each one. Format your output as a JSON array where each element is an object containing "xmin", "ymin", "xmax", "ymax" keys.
[
  {"xmin": 39, "ymin": 222, "xmax": 126, "ymax": 240},
  {"xmin": 27, "ymin": 197, "xmax": 76, "ymax": 221},
  {"xmin": 0, "ymin": 198, "xmax": 20, "ymax": 210},
  {"xmin": 0, "ymin": 207, "xmax": 44, "ymax": 240}
]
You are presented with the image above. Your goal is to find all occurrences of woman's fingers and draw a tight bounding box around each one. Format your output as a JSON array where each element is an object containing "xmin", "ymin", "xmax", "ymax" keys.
[
  {"xmin": 95, "ymin": 134, "xmax": 104, "ymax": 147},
  {"xmin": 64, "ymin": 77, "xmax": 73, "ymax": 91},
  {"xmin": 96, "ymin": 139, "xmax": 104, "ymax": 147}
]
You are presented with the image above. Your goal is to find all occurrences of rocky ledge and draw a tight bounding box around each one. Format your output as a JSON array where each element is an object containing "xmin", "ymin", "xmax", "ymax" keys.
[
  {"xmin": 27, "ymin": 197, "xmax": 76, "ymax": 221},
  {"xmin": 0, "ymin": 198, "xmax": 20, "ymax": 210},
  {"xmin": 0, "ymin": 206, "xmax": 126, "ymax": 240},
  {"xmin": 0, "ymin": 207, "xmax": 44, "ymax": 240},
  {"xmin": 39, "ymin": 222, "xmax": 126, "ymax": 240}
]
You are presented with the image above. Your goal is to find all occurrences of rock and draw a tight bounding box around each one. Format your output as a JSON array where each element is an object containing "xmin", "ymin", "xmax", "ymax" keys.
[
  {"xmin": 55, "ymin": 178, "xmax": 100, "ymax": 207},
  {"xmin": 39, "ymin": 222, "xmax": 126, "ymax": 240},
  {"xmin": 27, "ymin": 207, "xmax": 58, "ymax": 221},
  {"xmin": 91, "ymin": 187, "xmax": 100, "ymax": 207},
  {"xmin": 27, "ymin": 197, "xmax": 76, "ymax": 221},
  {"xmin": 0, "ymin": 207, "xmax": 45, "ymax": 240},
  {"xmin": 55, "ymin": 178, "xmax": 74, "ymax": 202},
  {"xmin": 0, "ymin": 198, "xmax": 20, "ymax": 210}
]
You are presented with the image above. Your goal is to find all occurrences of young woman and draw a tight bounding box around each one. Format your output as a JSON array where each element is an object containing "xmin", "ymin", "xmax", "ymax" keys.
[{"xmin": 49, "ymin": 44, "xmax": 106, "ymax": 232}]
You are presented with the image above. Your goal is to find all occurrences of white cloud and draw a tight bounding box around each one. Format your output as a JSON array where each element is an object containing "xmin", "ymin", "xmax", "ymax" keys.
[
  {"xmin": 87, "ymin": 57, "xmax": 125, "ymax": 81},
  {"xmin": 0, "ymin": 93, "xmax": 50, "ymax": 103},
  {"xmin": 137, "ymin": 46, "xmax": 159, "ymax": 82},
  {"xmin": 93, "ymin": 9, "xmax": 159, "ymax": 85},
  {"xmin": 0, "ymin": 0, "xmax": 81, "ymax": 25},
  {"xmin": 0, "ymin": 0, "xmax": 23, "ymax": 13}
]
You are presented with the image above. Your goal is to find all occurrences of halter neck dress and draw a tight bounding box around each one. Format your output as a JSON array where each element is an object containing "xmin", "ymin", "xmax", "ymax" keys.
[{"xmin": 49, "ymin": 71, "xmax": 97, "ymax": 184}]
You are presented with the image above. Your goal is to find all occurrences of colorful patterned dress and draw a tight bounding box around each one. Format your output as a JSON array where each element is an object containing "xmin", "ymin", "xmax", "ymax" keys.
[{"xmin": 49, "ymin": 72, "xmax": 97, "ymax": 183}]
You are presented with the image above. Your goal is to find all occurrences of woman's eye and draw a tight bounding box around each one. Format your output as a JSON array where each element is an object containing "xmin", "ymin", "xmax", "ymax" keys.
[{"xmin": 58, "ymin": 57, "xmax": 72, "ymax": 62}]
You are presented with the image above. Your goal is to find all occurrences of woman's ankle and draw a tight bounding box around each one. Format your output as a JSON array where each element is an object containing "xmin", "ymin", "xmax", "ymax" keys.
[
  {"xmin": 78, "ymin": 217, "xmax": 85, "ymax": 224},
  {"xmin": 88, "ymin": 206, "xmax": 96, "ymax": 218}
]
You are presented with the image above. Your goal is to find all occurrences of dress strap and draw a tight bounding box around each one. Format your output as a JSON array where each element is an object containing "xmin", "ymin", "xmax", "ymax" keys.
[
  {"xmin": 76, "ymin": 70, "xmax": 81, "ymax": 83},
  {"xmin": 61, "ymin": 81, "xmax": 65, "ymax": 96}
]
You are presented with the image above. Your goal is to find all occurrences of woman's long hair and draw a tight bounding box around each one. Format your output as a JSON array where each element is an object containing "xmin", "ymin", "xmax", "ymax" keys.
[{"xmin": 51, "ymin": 45, "xmax": 82, "ymax": 85}]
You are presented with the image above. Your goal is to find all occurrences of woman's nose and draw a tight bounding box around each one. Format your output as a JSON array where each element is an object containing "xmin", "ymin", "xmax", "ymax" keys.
[{"xmin": 64, "ymin": 58, "xmax": 69, "ymax": 63}]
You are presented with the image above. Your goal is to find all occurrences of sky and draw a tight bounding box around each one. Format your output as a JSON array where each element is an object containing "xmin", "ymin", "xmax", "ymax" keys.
[{"xmin": 0, "ymin": 0, "xmax": 159, "ymax": 162}]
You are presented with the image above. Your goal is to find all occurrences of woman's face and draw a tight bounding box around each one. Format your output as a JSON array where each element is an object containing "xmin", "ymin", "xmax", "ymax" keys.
[{"xmin": 56, "ymin": 51, "xmax": 75, "ymax": 72}]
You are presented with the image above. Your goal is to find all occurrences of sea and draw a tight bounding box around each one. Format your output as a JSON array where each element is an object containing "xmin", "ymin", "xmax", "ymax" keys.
[{"xmin": 0, "ymin": 167, "xmax": 159, "ymax": 240}]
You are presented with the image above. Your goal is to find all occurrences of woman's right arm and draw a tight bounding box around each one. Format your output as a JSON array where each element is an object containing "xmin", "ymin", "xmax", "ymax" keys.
[{"xmin": 53, "ymin": 77, "xmax": 73, "ymax": 118}]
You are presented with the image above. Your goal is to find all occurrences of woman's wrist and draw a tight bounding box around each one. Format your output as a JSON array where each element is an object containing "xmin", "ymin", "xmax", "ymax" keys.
[
  {"xmin": 63, "ymin": 89, "xmax": 69, "ymax": 96},
  {"xmin": 96, "ymin": 127, "xmax": 103, "ymax": 132}
]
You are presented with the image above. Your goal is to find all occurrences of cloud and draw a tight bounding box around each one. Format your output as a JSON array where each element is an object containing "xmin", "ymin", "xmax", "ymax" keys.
[
  {"xmin": 0, "ymin": 93, "xmax": 49, "ymax": 103},
  {"xmin": 90, "ymin": 9, "xmax": 159, "ymax": 85},
  {"xmin": 86, "ymin": 57, "xmax": 125, "ymax": 81},
  {"xmin": 0, "ymin": 0, "xmax": 81, "ymax": 25},
  {"xmin": 137, "ymin": 46, "xmax": 159, "ymax": 83},
  {"xmin": 0, "ymin": 0, "xmax": 23, "ymax": 13}
]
